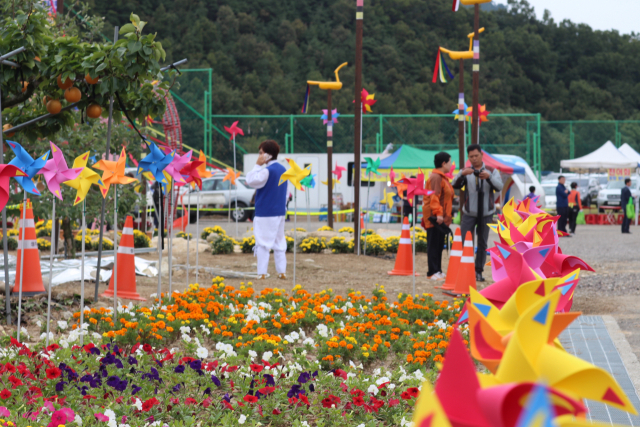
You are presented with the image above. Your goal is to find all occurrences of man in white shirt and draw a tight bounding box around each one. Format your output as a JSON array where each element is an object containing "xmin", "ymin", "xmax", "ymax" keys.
[{"xmin": 245, "ymin": 140, "xmax": 288, "ymax": 279}]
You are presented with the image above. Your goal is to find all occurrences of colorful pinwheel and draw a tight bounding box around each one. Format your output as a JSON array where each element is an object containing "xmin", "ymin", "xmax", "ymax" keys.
[
  {"xmin": 224, "ymin": 121, "xmax": 244, "ymax": 140},
  {"xmin": 364, "ymin": 157, "xmax": 381, "ymax": 176},
  {"xmin": 6, "ymin": 140, "xmax": 50, "ymax": 195},
  {"xmin": 181, "ymin": 160, "xmax": 204, "ymax": 189},
  {"xmin": 0, "ymin": 165, "xmax": 27, "ymax": 211},
  {"xmin": 93, "ymin": 147, "xmax": 138, "ymax": 198},
  {"xmin": 39, "ymin": 142, "xmax": 83, "ymax": 200},
  {"xmin": 138, "ymin": 142, "xmax": 175, "ymax": 189},
  {"xmin": 63, "ymin": 151, "xmax": 105, "ymax": 206},
  {"xmin": 332, "ymin": 163, "xmax": 346, "ymax": 181},
  {"xmin": 163, "ymin": 150, "xmax": 192, "ymax": 188},
  {"xmin": 357, "ymin": 88, "xmax": 377, "ymax": 114},
  {"xmin": 453, "ymin": 103, "xmax": 470, "ymax": 121},
  {"xmin": 300, "ymin": 173, "xmax": 316, "ymax": 189},
  {"xmin": 380, "ymin": 189, "xmax": 395, "ymax": 209},
  {"xmin": 466, "ymin": 104, "xmax": 491, "ymax": 125},
  {"xmin": 399, "ymin": 169, "xmax": 433, "ymax": 206},
  {"xmin": 197, "ymin": 150, "xmax": 212, "ymax": 181},
  {"xmin": 223, "ymin": 167, "xmax": 241, "ymax": 186},
  {"xmin": 279, "ymin": 158, "xmax": 311, "ymax": 191},
  {"xmin": 321, "ymin": 109, "xmax": 340, "ymax": 125}
]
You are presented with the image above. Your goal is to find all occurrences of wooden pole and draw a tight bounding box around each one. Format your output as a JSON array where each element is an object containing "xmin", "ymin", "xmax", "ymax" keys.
[
  {"xmin": 354, "ymin": 0, "xmax": 364, "ymax": 250},
  {"xmin": 472, "ymin": 4, "xmax": 480, "ymax": 146},
  {"xmin": 327, "ymin": 90, "xmax": 333, "ymax": 228},
  {"xmin": 458, "ymin": 59, "xmax": 466, "ymax": 218}
]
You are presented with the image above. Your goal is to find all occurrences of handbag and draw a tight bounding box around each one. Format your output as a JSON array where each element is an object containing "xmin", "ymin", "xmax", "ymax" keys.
[
  {"xmin": 626, "ymin": 197, "xmax": 636, "ymax": 219},
  {"xmin": 576, "ymin": 210, "xmax": 585, "ymax": 225}
]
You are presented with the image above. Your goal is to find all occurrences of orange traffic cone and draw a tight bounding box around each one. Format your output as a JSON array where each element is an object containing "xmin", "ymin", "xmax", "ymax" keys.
[
  {"xmin": 444, "ymin": 231, "xmax": 476, "ymax": 296},
  {"xmin": 388, "ymin": 217, "xmax": 419, "ymax": 276},
  {"xmin": 438, "ymin": 227, "xmax": 462, "ymax": 290},
  {"xmin": 102, "ymin": 216, "xmax": 145, "ymax": 301},
  {"xmin": 13, "ymin": 199, "xmax": 45, "ymax": 296},
  {"xmin": 360, "ymin": 212, "xmax": 365, "ymax": 230}
]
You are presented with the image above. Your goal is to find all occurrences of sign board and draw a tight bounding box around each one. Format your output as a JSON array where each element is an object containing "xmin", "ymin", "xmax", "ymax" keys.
[{"xmin": 608, "ymin": 168, "xmax": 632, "ymax": 181}]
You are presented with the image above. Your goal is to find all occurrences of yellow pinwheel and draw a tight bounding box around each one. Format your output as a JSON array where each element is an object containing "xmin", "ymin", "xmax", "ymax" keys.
[
  {"xmin": 279, "ymin": 158, "xmax": 311, "ymax": 191},
  {"xmin": 380, "ymin": 188, "xmax": 395, "ymax": 209},
  {"xmin": 63, "ymin": 151, "xmax": 105, "ymax": 206},
  {"xmin": 412, "ymin": 379, "xmax": 452, "ymax": 427}
]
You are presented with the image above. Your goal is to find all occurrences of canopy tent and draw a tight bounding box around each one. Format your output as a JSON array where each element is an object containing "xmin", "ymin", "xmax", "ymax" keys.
[
  {"xmin": 464, "ymin": 151, "xmax": 526, "ymax": 174},
  {"xmin": 560, "ymin": 141, "xmax": 637, "ymax": 171},
  {"xmin": 619, "ymin": 143, "xmax": 640, "ymax": 167}
]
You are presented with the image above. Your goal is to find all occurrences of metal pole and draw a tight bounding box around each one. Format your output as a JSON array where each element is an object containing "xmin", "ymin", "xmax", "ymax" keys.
[
  {"xmin": 79, "ymin": 200, "xmax": 86, "ymax": 345},
  {"xmin": 0, "ymin": 87, "xmax": 11, "ymax": 325},
  {"xmin": 306, "ymin": 188, "xmax": 311, "ymax": 230},
  {"xmin": 412, "ymin": 202, "xmax": 416, "ymax": 296},
  {"xmin": 195, "ymin": 190, "xmax": 200, "ymax": 284},
  {"xmin": 113, "ymin": 188, "xmax": 118, "ymax": 321},
  {"xmin": 45, "ymin": 197, "xmax": 56, "ymax": 346},
  {"xmin": 293, "ymin": 189, "xmax": 297, "ymax": 286},
  {"xmin": 327, "ymin": 90, "xmax": 333, "ymax": 229},
  {"xmin": 168, "ymin": 182, "xmax": 175, "ymax": 295},
  {"xmin": 471, "ymin": 4, "xmax": 480, "ymax": 147},
  {"xmin": 95, "ymin": 26, "xmax": 119, "ymax": 300},
  {"xmin": 186, "ymin": 199, "xmax": 190, "ymax": 286},
  {"xmin": 155, "ymin": 191, "xmax": 163, "ymax": 299},
  {"xmin": 16, "ymin": 192, "xmax": 27, "ymax": 342},
  {"xmin": 364, "ymin": 174, "xmax": 370, "ymax": 255},
  {"xmin": 233, "ymin": 135, "xmax": 238, "ymax": 238},
  {"xmin": 354, "ymin": 0, "xmax": 363, "ymax": 251}
]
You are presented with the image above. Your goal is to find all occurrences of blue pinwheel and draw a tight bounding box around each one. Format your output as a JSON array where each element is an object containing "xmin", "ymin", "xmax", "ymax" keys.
[
  {"xmin": 6, "ymin": 140, "xmax": 50, "ymax": 195},
  {"xmin": 137, "ymin": 142, "xmax": 175, "ymax": 190},
  {"xmin": 300, "ymin": 173, "xmax": 316, "ymax": 189},
  {"xmin": 453, "ymin": 102, "xmax": 470, "ymax": 122}
]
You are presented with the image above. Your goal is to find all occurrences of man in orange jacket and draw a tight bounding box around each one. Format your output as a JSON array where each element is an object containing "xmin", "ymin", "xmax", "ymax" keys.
[{"xmin": 567, "ymin": 181, "xmax": 582, "ymax": 234}]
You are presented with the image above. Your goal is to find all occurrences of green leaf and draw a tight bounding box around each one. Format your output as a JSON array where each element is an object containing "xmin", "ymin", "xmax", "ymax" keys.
[
  {"xmin": 130, "ymin": 13, "xmax": 141, "ymax": 26},
  {"xmin": 96, "ymin": 62, "xmax": 107, "ymax": 72},
  {"xmin": 55, "ymin": 55, "xmax": 63, "ymax": 63},
  {"xmin": 138, "ymin": 21, "xmax": 147, "ymax": 33},
  {"xmin": 119, "ymin": 24, "xmax": 136, "ymax": 35},
  {"xmin": 128, "ymin": 41, "xmax": 142, "ymax": 53}
]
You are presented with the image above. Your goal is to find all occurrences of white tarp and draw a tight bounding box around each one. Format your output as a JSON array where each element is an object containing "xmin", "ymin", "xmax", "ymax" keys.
[
  {"xmin": 560, "ymin": 141, "xmax": 638, "ymax": 171},
  {"xmin": 619, "ymin": 143, "xmax": 640, "ymax": 167}
]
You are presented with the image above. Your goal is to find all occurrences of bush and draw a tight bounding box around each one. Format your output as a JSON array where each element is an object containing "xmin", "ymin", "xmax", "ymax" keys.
[
  {"xmin": 176, "ymin": 231, "xmax": 193, "ymax": 240},
  {"xmin": 6, "ymin": 237, "xmax": 17, "ymax": 251},
  {"xmin": 211, "ymin": 234, "xmax": 235, "ymax": 254},
  {"xmin": 133, "ymin": 230, "xmax": 151, "ymax": 248},
  {"xmin": 286, "ymin": 236, "xmax": 295, "ymax": 252},
  {"xmin": 37, "ymin": 238, "xmax": 51, "ymax": 251},
  {"xmin": 300, "ymin": 237, "xmax": 326, "ymax": 253},
  {"xmin": 102, "ymin": 239, "xmax": 114, "ymax": 250},
  {"xmin": 327, "ymin": 236, "xmax": 352, "ymax": 254},
  {"xmin": 36, "ymin": 227, "xmax": 51, "ymax": 237},
  {"xmin": 74, "ymin": 234, "xmax": 93, "ymax": 251},
  {"xmin": 295, "ymin": 227, "xmax": 307, "ymax": 232},
  {"xmin": 241, "ymin": 236, "xmax": 256, "ymax": 254},
  {"xmin": 361, "ymin": 234, "xmax": 387, "ymax": 256},
  {"xmin": 201, "ymin": 225, "xmax": 226, "ymax": 240},
  {"xmin": 338, "ymin": 227, "xmax": 354, "ymax": 233},
  {"xmin": 413, "ymin": 231, "xmax": 428, "ymax": 253},
  {"xmin": 361, "ymin": 228, "xmax": 374, "ymax": 235},
  {"xmin": 7, "ymin": 229, "xmax": 19, "ymax": 237},
  {"xmin": 317, "ymin": 226, "xmax": 333, "ymax": 232},
  {"xmin": 385, "ymin": 236, "xmax": 400, "ymax": 253}
]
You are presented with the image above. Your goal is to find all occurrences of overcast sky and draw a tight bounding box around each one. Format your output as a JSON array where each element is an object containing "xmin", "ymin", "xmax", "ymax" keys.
[{"xmin": 492, "ymin": 0, "xmax": 639, "ymax": 34}]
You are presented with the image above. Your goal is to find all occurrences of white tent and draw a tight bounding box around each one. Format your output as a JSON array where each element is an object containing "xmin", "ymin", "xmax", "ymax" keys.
[
  {"xmin": 619, "ymin": 143, "xmax": 640, "ymax": 167},
  {"xmin": 560, "ymin": 141, "xmax": 637, "ymax": 171}
]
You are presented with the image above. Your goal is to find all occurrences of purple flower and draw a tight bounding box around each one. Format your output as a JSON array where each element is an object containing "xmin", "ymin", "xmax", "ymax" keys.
[
  {"xmin": 128, "ymin": 356, "xmax": 138, "ymax": 366},
  {"xmin": 211, "ymin": 375, "xmax": 221, "ymax": 387},
  {"xmin": 89, "ymin": 347, "xmax": 101, "ymax": 355},
  {"xmin": 172, "ymin": 383, "xmax": 182, "ymax": 393},
  {"xmin": 309, "ymin": 383, "xmax": 315, "ymax": 392},
  {"xmin": 263, "ymin": 374, "xmax": 275, "ymax": 387},
  {"xmin": 297, "ymin": 372, "xmax": 311, "ymax": 384},
  {"xmin": 189, "ymin": 360, "xmax": 202, "ymax": 370},
  {"xmin": 174, "ymin": 365, "xmax": 185, "ymax": 374},
  {"xmin": 55, "ymin": 381, "xmax": 66, "ymax": 392},
  {"xmin": 223, "ymin": 393, "xmax": 231, "ymax": 403},
  {"xmin": 287, "ymin": 384, "xmax": 306, "ymax": 398},
  {"xmin": 107, "ymin": 376, "xmax": 128, "ymax": 392},
  {"xmin": 131, "ymin": 384, "xmax": 142, "ymax": 395},
  {"xmin": 203, "ymin": 387, "xmax": 212, "ymax": 395}
]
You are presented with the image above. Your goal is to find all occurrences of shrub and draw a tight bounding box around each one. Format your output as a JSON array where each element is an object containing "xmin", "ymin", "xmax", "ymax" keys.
[
  {"xmin": 361, "ymin": 228, "xmax": 374, "ymax": 235},
  {"xmin": 300, "ymin": 237, "xmax": 326, "ymax": 253},
  {"xmin": 176, "ymin": 231, "xmax": 192, "ymax": 240},
  {"xmin": 37, "ymin": 238, "xmax": 51, "ymax": 251},
  {"xmin": 385, "ymin": 236, "xmax": 400, "ymax": 253},
  {"xmin": 201, "ymin": 225, "xmax": 226, "ymax": 240},
  {"xmin": 102, "ymin": 239, "xmax": 114, "ymax": 250},
  {"xmin": 317, "ymin": 226, "xmax": 333, "ymax": 232},
  {"xmin": 361, "ymin": 234, "xmax": 387, "ymax": 256},
  {"xmin": 295, "ymin": 227, "xmax": 307, "ymax": 232},
  {"xmin": 36, "ymin": 227, "xmax": 51, "ymax": 237},
  {"xmin": 211, "ymin": 234, "xmax": 235, "ymax": 254},
  {"xmin": 7, "ymin": 229, "xmax": 19, "ymax": 237},
  {"xmin": 413, "ymin": 231, "xmax": 428, "ymax": 253},
  {"xmin": 133, "ymin": 230, "xmax": 150, "ymax": 248},
  {"xmin": 338, "ymin": 227, "xmax": 354, "ymax": 233},
  {"xmin": 6, "ymin": 237, "xmax": 17, "ymax": 251},
  {"xmin": 286, "ymin": 236, "xmax": 295, "ymax": 252},
  {"xmin": 241, "ymin": 236, "xmax": 255, "ymax": 254},
  {"xmin": 74, "ymin": 234, "xmax": 93, "ymax": 251},
  {"xmin": 327, "ymin": 236, "xmax": 352, "ymax": 254}
]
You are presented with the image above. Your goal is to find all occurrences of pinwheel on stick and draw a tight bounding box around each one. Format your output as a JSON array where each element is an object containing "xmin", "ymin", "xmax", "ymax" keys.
[
  {"xmin": 7, "ymin": 140, "xmax": 50, "ymax": 342},
  {"xmin": 179, "ymin": 158, "xmax": 203, "ymax": 287},
  {"xmin": 224, "ymin": 121, "xmax": 244, "ymax": 237},
  {"xmin": 192, "ymin": 151, "xmax": 211, "ymax": 284},
  {"xmin": 39, "ymin": 141, "xmax": 84, "ymax": 346},
  {"xmin": 362, "ymin": 157, "xmax": 381, "ymax": 255},
  {"xmin": 278, "ymin": 158, "xmax": 311, "ymax": 286},
  {"xmin": 300, "ymin": 173, "xmax": 317, "ymax": 229}
]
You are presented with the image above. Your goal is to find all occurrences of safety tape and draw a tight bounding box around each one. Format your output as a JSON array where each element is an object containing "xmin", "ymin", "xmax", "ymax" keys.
[
  {"xmin": 17, "ymin": 240, "xmax": 38, "ymax": 250},
  {"xmin": 149, "ymin": 206, "xmax": 420, "ymax": 218}
]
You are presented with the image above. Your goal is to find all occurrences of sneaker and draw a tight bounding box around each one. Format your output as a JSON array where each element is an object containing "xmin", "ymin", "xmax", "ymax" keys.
[
  {"xmin": 257, "ymin": 274, "xmax": 267, "ymax": 280},
  {"xmin": 476, "ymin": 273, "xmax": 485, "ymax": 282},
  {"xmin": 278, "ymin": 273, "xmax": 287, "ymax": 280},
  {"xmin": 428, "ymin": 273, "xmax": 444, "ymax": 281}
]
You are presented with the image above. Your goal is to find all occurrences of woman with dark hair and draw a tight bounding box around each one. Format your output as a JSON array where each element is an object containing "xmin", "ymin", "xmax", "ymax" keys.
[
  {"xmin": 422, "ymin": 152, "xmax": 454, "ymax": 280},
  {"xmin": 245, "ymin": 140, "xmax": 288, "ymax": 279}
]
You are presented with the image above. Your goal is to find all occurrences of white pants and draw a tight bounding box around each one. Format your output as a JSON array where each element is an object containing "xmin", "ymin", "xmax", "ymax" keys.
[{"xmin": 253, "ymin": 216, "xmax": 287, "ymax": 275}]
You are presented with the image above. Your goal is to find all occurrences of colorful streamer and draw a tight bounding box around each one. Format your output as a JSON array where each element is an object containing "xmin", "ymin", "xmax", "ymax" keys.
[
  {"xmin": 301, "ymin": 84, "xmax": 311, "ymax": 114},
  {"xmin": 432, "ymin": 49, "xmax": 455, "ymax": 84}
]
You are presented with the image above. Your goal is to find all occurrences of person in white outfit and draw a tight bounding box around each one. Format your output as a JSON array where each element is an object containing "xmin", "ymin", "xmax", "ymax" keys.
[{"xmin": 245, "ymin": 140, "xmax": 288, "ymax": 279}]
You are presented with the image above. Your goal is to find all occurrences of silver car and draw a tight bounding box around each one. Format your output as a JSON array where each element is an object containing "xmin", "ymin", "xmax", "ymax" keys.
[{"xmin": 183, "ymin": 175, "xmax": 255, "ymax": 222}]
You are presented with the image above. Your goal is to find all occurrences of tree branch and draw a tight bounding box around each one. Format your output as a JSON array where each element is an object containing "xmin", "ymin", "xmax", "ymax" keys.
[{"xmin": 0, "ymin": 78, "xmax": 40, "ymax": 110}]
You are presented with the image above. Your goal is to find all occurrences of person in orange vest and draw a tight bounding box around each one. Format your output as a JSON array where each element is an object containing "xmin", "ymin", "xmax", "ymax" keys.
[
  {"xmin": 422, "ymin": 152, "xmax": 454, "ymax": 280},
  {"xmin": 567, "ymin": 181, "xmax": 583, "ymax": 234}
]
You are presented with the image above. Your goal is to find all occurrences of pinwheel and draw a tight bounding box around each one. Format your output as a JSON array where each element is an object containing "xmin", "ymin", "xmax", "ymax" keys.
[
  {"xmin": 224, "ymin": 121, "xmax": 244, "ymax": 140},
  {"xmin": 279, "ymin": 158, "xmax": 311, "ymax": 286},
  {"xmin": 321, "ymin": 109, "xmax": 339, "ymax": 125},
  {"xmin": 453, "ymin": 103, "xmax": 470, "ymax": 121},
  {"xmin": 7, "ymin": 140, "xmax": 50, "ymax": 343},
  {"xmin": 94, "ymin": 147, "xmax": 138, "ymax": 312},
  {"xmin": 321, "ymin": 179, "xmax": 339, "ymax": 189},
  {"xmin": 332, "ymin": 163, "xmax": 346, "ymax": 181},
  {"xmin": 137, "ymin": 142, "xmax": 175, "ymax": 189},
  {"xmin": 223, "ymin": 167, "xmax": 241, "ymax": 185},
  {"xmin": 38, "ymin": 141, "xmax": 84, "ymax": 346},
  {"xmin": 357, "ymin": 88, "xmax": 377, "ymax": 114},
  {"xmin": 380, "ymin": 188, "xmax": 395, "ymax": 209},
  {"xmin": 301, "ymin": 173, "xmax": 317, "ymax": 229},
  {"xmin": 194, "ymin": 150, "xmax": 211, "ymax": 284},
  {"xmin": 224, "ymin": 122, "xmax": 244, "ymax": 237},
  {"xmin": 0, "ymin": 164, "xmax": 26, "ymax": 211},
  {"xmin": 179, "ymin": 158, "xmax": 204, "ymax": 287},
  {"xmin": 466, "ymin": 104, "xmax": 490, "ymax": 126}
]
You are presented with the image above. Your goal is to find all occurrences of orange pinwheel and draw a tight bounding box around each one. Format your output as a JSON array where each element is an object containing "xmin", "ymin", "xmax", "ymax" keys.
[
  {"xmin": 223, "ymin": 167, "xmax": 241, "ymax": 186},
  {"xmin": 93, "ymin": 147, "xmax": 138, "ymax": 198},
  {"xmin": 197, "ymin": 150, "xmax": 212, "ymax": 180}
]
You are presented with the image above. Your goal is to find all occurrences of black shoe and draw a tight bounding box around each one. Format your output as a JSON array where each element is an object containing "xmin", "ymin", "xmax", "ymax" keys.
[
  {"xmin": 622, "ymin": 231, "xmax": 632, "ymax": 234},
  {"xmin": 476, "ymin": 273, "xmax": 485, "ymax": 282}
]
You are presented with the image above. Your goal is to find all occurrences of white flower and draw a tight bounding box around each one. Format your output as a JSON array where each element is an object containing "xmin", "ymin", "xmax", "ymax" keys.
[
  {"xmin": 389, "ymin": 383, "xmax": 396, "ymax": 390},
  {"xmin": 357, "ymin": 424, "xmax": 365, "ymax": 427},
  {"xmin": 238, "ymin": 414, "xmax": 247, "ymax": 424},
  {"xmin": 92, "ymin": 332, "xmax": 102, "ymax": 341},
  {"xmin": 104, "ymin": 409, "xmax": 116, "ymax": 421},
  {"xmin": 262, "ymin": 351, "xmax": 272, "ymax": 362},
  {"xmin": 367, "ymin": 384, "xmax": 379, "ymax": 395},
  {"xmin": 373, "ymin": 368, "xmax": 381, "ymax": 377},
  {"xmin": 316, "ymin": 324, "xmax": 328, "ymax": 338},
  {"xmin": 249, "ymin": 350, "xmax": 257, "ymax": 359},
  {"xmin": 133, "ymin": 398, "xmax": 142, "ymax": 411},
  {"xmin": 196, "ymin": 347, "xmax": 209, "ymax": 359},
  {"xmin": 59, "ymin": 339, "xmax": 69, "ymax": 349},
  {"xmin": 414, "ymin": 370, "xmax": 425, "ymax": 381},
  {"xmin": 347, "ymin": 372, "xmax": 356, "ymax": 379},
  {"xmin": 181, "ymin": 334, "xmax": 192, "ymax": 343},
  {"xmin": 376, "ymin": 377, "xmax": 390, "ymax": 386},
  {"xmin": 180, "ymin": 326, "xmax": 191, "ymax": 335},
  {"xmin": 75, "ymin": 414, "xmax": 83, "ymax": 425},
  {"xmin": 39, "ymin": 332, "xmax": 54, "ymax": 341},
  {"xmin": 400, "ymin": 418, "xmax": 415, "ymax": 427},
  {"xmin": 36, "ymin": 320, "xmax": 42, "ymax": 327},
  {"xmin": 57, "ymin": 320, "xmax": 68, "ymax": 330},
  {"xmin": 302, "ymin": 337, "xmax": 315, "ymax": 346},
  {"xmin": 301, "ymin": 422, "xmax": 310, "ymax": 427}
]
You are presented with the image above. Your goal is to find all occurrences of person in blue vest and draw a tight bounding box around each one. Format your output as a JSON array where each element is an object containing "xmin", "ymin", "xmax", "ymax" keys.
[
  {"xmin": 246, "ymin": 140, "xmax": 289, "ymax": 279},
  {"xmin": 556, "ymin": 175, "xmax": 570, "ymax": 235}
]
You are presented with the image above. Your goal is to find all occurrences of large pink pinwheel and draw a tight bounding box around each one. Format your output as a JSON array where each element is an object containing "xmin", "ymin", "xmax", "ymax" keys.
[
  {"xmin": 162, "ymin": 150, "xmax": 192, "ymax": 189},
  {"xmin": 399, "ymin": 169, "xmax": 433, "ymax": 206},
  {"xmin": 39, "ymin": 141, "xmax": 83, "ymax": 199}
]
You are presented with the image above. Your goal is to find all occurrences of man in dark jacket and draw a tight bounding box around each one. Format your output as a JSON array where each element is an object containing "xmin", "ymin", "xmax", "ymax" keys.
[
  {"xmin": 556, "ymin": 176, "xmax": 569, "ymax": 234},
  {"xmin": 621, "ymin": 178, "xmax": 633, "ymax": 234}
]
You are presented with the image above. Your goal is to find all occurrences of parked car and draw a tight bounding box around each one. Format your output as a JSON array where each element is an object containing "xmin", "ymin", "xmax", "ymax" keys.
[
  {"xmin": 541, "ymin": 183, "xmax": 557, "ymax": 212},
  {"xmin": 597, "ymin": 177, "xmax": 640, "ymax": 212},
  {"xmin": 183, "ymin": 175, "xmax": 255, "ymax": 222}
]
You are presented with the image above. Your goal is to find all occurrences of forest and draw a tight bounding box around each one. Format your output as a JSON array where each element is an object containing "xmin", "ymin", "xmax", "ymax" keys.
[{"xmin": 81, "ymin": 0, "xmax": 640, "ymax": 169}]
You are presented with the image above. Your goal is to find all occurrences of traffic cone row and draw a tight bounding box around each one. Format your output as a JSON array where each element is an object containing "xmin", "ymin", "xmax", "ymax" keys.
[
  {"xmin": 13, "ymin": 199, "xmax": 45, "ymax": 296},
  {"xmin": 388, "ymin": 217, "xmax": 419, "ymax": 276},
  {"xmin": 102, "ymin": 216, "xmax": 145, "ymax": 301},
  {"xmin": 444, "ymin": 231, "xmax": 476, "ymax": 296},
  {"xmin": 438, "ymin": 228, "xmax": 462, "ymax": 290}
]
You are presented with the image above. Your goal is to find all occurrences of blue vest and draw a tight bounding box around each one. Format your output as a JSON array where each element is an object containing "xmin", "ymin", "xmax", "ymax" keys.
[{"xmin": 255, "ymin": 162, "xmax": 287, "ymax": 217}]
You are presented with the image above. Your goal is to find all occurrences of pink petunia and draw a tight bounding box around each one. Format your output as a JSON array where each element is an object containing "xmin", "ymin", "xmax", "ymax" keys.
[
  {"xmin": 0, "ymin": 407, "xmax": 10, "ymax": 417},
  {"xmin": 95, "ymin": 413, "xmax": 110, "ymax": 422}
]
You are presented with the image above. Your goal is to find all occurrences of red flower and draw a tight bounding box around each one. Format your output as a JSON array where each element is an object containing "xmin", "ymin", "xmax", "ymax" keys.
[
  {"xmin": 332, "ymin": 369, "xmax": 347, "ymax": 380},
  {"xmin": 272, "ymin": 408, "xmax": 282, "ymax": 415},
  {"xmin": 46, "ymin": 343, "xmax": 60, "ymax": 352},
  {"xmin": 142, "ymin": 397, "xmax": 159, "ymax": 412},
  {"xmin": 258, "ymin": 386, "xmax": 275, "ymax": 395},
  {"xmin": 142, "ymin": 343, "xmax": 153, "ymax": 353},
  {"xmin": 352, "ymin": 396, "xmax": 364, "ymax": 406},
  {"xmin": 83, "ymin": 395, "xmax": 97, "ymax": 400},
  {"xmin": 389, "ymin": 399, "xmax": 400, "ymax": 407},
  {"xmin": 407, "ymin": 387, "xmax": 420, "ymax": 398},
  {"xmin": 222, "ymin": 400, "xmax": 234, "ymax": 410},
  {"xmin": 45, "ymin": 367, "xmax": 61, "ymax": 379},
  {"xmin": 401, "ymin": 391, "xmax": 412, "ymax": 400},
  {"xmin": 370, "ymin": 397, "xmax": 385, "ymax": 410},
  {"xmin": 0, "ymin": 389, "xmax": 11, "ymax": 399},
  {"xmin": 243, "ymin": 395, "xmax": 258, "ymax": 403},
  {"xmin": 299, "ymin": 394, "xmax": 310, "ymax": 406},
  {"xmin": 201, "ymin": 398, "xmax": 212, "ymax": 408},
  {"xmin": 185, "ymin": 398, "xmax": 198, "ymax": 406},
  {"xmin": 288, "ymin": 397, "xmax": 298, "ymax": 405},
  {"xmin": 4, "ymin": 363, "xmax": 16, "ymax": 373},
  {"xmin": 8, "ymin": 375, "xmax": 23, "ymax": 388},
  {"xmin": 250, "ymin": 364, "xmax": 264, "ymax": 373},
  {"xmin": 350, "ymin": 388, "xmax": 365, "ymax": 397},
  {"xmin": 321, "ymin": 395, "xmax": 341, "ymax": 408}
]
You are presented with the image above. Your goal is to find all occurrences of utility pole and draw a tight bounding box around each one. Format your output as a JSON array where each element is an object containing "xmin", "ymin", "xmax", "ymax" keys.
[{"xmin": 354, "ymin": 0, "xmax": 363, "ymax": 251}]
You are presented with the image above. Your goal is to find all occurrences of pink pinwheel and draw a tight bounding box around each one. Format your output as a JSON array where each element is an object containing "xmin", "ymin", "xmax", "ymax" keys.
[
  {"xmin": 321, "ymin": 109, "xmax": 339, "ymax": 125},
  {"xmin": 224, "ymin": 121, "xmax": 244, "ymax": 140},
  {"xmin": 39, "ymin": 141, "xmax": 83, "ymax": 200},
  {"xmin": 332, "ymin": 163, "xmax": 346, "ymax": 181},
  {"xmin": 398, "ymin": 169, "xmax": 433, "ymax": 206},
  {"xmin": 163, "ymin": 150, "xmax": 192, "ymax": 188},
  {"xmin": 180, "ymin": 160, "xmax": 204, "ymax": 190}
]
